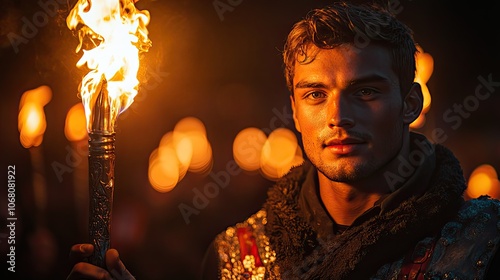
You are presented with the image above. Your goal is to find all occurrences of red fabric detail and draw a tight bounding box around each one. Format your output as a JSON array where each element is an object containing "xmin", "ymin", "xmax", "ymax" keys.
[
  {"xmin": 236, "ymin": 226, "xmax": 263, "ymax": 267},
  {"xmin": 398, "ymin": 237, "xmax": 437, "ymax": 280}
]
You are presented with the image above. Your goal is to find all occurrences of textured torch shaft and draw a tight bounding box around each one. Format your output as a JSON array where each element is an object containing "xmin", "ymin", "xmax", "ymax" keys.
[{"xmin": 88, "ymin": 132, "xmax": 115, "ymax": 268}]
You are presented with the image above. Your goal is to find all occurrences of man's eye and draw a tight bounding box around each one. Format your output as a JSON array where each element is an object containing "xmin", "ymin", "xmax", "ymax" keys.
[
  {"xmin": 355, "ymin": 88, "xmax": 379, "ymax": 99},
  {"xmin": 307, "ymin": 91, "xmax": 326, "ymax": 99},
  {"xmin": 359, "ymin": 89, "xmax": 374, "ymax": 95}
]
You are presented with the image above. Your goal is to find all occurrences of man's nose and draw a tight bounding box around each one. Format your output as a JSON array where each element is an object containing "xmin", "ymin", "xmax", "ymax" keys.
[{"xmin": 327, "ymin": 95, "xmax": 355, "ymax": 128}]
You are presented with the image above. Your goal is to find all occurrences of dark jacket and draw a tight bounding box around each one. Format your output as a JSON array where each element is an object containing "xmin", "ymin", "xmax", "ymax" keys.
[{"xmin": 203, "ymin": 139, "xmax": 500, "ymax": 279}]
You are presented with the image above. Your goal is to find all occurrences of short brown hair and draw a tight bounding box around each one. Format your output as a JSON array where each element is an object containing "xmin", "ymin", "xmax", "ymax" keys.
[{"xmin": 283, "ymin": 2, "xmax": 417, "ymax": 96}]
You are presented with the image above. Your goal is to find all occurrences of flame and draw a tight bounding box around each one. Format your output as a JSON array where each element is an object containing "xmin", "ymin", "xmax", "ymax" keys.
[
  {"xmin": 18, "ymin": 86, "xmax": 52, "ymax": 148},
  {"xmin": 67, "ymin": 0, "xmax": 151, "ymax": 131},
  {"xmin": 64, "ymin": 103, "xmax": 88, "ymax": 142},
  {"xmin": 410, "ymin": 45, "xmax": 434, "ymax": 129}
]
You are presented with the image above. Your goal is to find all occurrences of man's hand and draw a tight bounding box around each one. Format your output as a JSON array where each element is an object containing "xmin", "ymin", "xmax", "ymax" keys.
[{"xmin": 67, "ymin": 244, "xmax": 135, "ymax": 280}]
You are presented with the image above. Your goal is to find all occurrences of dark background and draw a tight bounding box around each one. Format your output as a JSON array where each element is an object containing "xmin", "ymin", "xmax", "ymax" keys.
[{"xmin": 1, "ymin": 0, "xmax": 499, "ymax": 279}]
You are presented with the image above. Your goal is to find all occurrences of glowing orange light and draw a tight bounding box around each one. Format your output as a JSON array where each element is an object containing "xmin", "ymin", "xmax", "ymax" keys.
[
  {"xmin": 20, "ymin": 104, "xmax": 44, "ymax": 138},
  {"xmin": 260, "ymin": 128, "xmax": 302, "ymax": 180},
  {"xmin": 148, "ymin": 117, "xmax": 214, "ymax": 192},
  {"xmin": 65, "ymin": 103, "xmax": 87, "ymax": 142},
  {"xmin": 466, "ymin": 164, "xmax": 500, "ymax": 199},
  {"xmin": 18, "ymin": 86, "xmax": 52, "ymax": 148},
  {"xmin": 148, "ymin": 148, "xmax": 179, "ymax": 193},
  {"xmin": 174, "ymin": 117, "xmax": 207, "ymax": 136},
  {"xmin": 411, "ymin": 45, "xmax": 434, "ymax": 129},
  {"xmin": 159, "ymin": 131, "xmax": 190, "ymax": 181},
  {"xmin": 233, "ymin": 127, "xmax": 267, "ymax": 172},
  {"xmin": 67, "ymin": 0, "xmax": 151, "ymax": 131},
  {"xmin": 232, "ymin": 127, "xmax": 304, "ymax": 179},
  {"xmin": 19, "ymin": 85, "xmax": 52, "ymax": 107},
  {"xmin": 173, "ymin": 134, "xmax": 193, "ymax": 176},
  {"xmin": 173, "ymin": 117, "xmax": 213, "ymax": 174}
]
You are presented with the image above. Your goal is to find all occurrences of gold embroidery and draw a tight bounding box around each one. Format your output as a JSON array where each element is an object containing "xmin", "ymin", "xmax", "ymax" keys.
[{"xmin": 215, "ymin": 210, "xmax": 280, "ymax": 279}]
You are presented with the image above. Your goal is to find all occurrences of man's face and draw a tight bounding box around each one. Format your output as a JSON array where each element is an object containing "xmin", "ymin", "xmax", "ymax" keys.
[{"xmin": 291, "ymin": 44, "xmax": 406, "ymax": 183}]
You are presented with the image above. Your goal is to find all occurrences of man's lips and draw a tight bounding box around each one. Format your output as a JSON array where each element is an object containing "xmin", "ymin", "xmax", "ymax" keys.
[
  {"xmin": 325, "ymin": 137, "xmax": 365, "ymax": 145},
  {"xmin": 324, "ymin": 137, "xmax": 366, "ymax": 155}
]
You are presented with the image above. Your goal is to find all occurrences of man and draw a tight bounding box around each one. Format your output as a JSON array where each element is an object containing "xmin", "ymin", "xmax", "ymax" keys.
[{"xmin": 67, "ymin": 2, "xmax": 500, "ymax": 279}]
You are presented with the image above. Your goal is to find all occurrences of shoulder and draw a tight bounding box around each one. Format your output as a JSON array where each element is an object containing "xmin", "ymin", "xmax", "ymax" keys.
[
  {"xmin": 214, "ymin": 209, "xmax": 269, "ymax": 250},
  {"xmin": 213, "ymin": 210, "xmax": 279, "ymax": 279},
  {"xmin": 209, "ymin": 163, "xmax": 312, "ymax": 279},
  {"xmin": 457, "ymin": 195, "xmax": 500, "ymax": 219},
  {"xmin": 428, "ymin": 196, "xmax": 500, "ymax": 279},
  {"xmin": 439, "ymin": 196, "xmax": 500, "ymax": 253}
]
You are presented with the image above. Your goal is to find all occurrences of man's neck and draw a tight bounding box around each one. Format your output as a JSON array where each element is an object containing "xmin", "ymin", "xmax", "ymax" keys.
[{"xmin": 318, "ymin": 176, "xmax": 388, "ymax": 226}]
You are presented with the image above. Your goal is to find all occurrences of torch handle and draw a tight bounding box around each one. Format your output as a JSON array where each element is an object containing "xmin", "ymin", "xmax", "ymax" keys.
[{"xmin": 88, "ymin": 132, "xmax": 115, "ymax": 268}]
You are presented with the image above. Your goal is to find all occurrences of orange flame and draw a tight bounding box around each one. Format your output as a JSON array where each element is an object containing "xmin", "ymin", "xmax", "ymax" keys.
[
  {"xmin": 18, "ymin": 86, "xmax": 52, "ymax": 148},
  {"xmin": 64, "ymin": 103, "xmax": 87, "ymax": 142},
  {"xmin": 67, "ymin": 0, "xmax": 151, "ymax": 131}
]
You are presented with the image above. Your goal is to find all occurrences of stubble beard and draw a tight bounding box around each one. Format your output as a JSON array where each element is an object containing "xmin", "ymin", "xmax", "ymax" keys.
[
  {"xmin": 316, "ymin": 156, "xmax": 378, "ymax": 183},
  {"xmin": 307, "ymin": 122, "xmax": 404, "ymax": 184}
]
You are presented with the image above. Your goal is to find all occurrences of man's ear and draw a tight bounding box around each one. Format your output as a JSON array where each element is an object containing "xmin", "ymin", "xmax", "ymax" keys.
[
  {"xmin": 403, "ymin": 82, "xmax": 424, "ymax": 125},
  {"xmin": 290, "ymin": 95, "xmax": 301, "ymax": 133}
]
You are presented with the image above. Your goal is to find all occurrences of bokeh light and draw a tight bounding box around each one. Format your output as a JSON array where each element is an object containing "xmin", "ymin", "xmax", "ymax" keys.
[
  {"xmin": 233, "ymin": 127, "xmax": 304, "ymax": 180},
  {"xmin": 148, "ymin": 117, "xmax": 213, "ymax": 192},
  {"xmin": 64, "ymin": 103, "xmax": 88, "ymax": 142},
  {"xmin": 261, "ymin": 128, "xmax": 302, "ymax": 180},
  {"xmin": 466, "ymin": 164, "xmax": 500, "ymax": 199},
  {"xmin": 410, "ymin": 45, "xmax": 434, "ymax": 129},
  {"xmin": 233, "ymin": 127, "xmax": 267, "ymax": 172},
  {"xmin": 173, "ymin": 117, "xmax": 212, "ymax": 174},
  {"xmin": 148, "ymin": 148, "xmax": 179, "ymax": 193},
  {"xmin": 18, "ymin": 85, "xmax": 52, "ymax": 148}
]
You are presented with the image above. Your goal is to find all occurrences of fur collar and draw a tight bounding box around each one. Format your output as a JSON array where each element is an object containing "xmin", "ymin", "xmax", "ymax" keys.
[{"xmin": 263, "ymin": 144, "xmax": 466, "ymax": 279}]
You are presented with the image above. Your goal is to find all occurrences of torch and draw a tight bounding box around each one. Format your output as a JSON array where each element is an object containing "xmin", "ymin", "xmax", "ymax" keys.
[
  {"xmin": 66, "ymin": 0, "xmax": 151, "ymax": 268},
  {"xmin": 87, "ymin": 79, "xmax": 115, "ymax": 267}
]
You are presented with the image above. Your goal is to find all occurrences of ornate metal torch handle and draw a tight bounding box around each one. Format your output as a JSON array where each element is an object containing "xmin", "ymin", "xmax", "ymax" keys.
[{"xmin": 88, "ymin": 131, "xmax": 115, "ymax": 268}]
